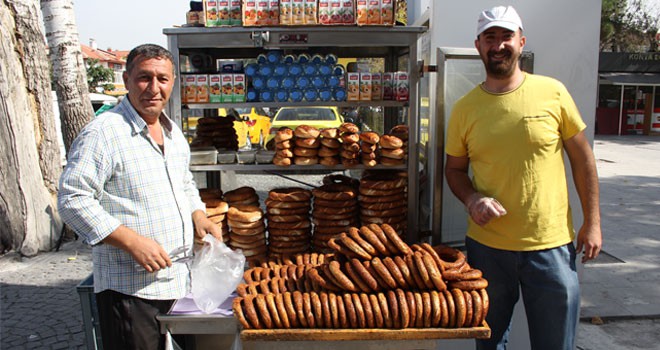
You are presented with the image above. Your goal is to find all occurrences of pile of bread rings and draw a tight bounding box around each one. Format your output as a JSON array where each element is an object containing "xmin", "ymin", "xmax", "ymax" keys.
[
  {"xmin": 232, "ymin": 223, "xmax": 489, "ymax": 330},
  {"xmin": 266, "ymin": 187, "xmax": 313, "ymax": 259},
  {"xmin": 270, "ymin": 123, "xmax": 408, "ymax": 168},
  {"xmin": 199, "ymin": 188, "xmax": 230, "ymax": 246},
  {"xmin": 358, "ymin": 172, "xmax": 407, "ymax": 233},
  {"xmin": 224, "ymin": 187, "xmax": 267, "ymax": 265},
  {"xmin": 190, "ymin": 116, "xmax": 239, "ymax": 151},
  {"xmin": 310, "ymin": 175, "xmax": 360, "ymax": 253}
]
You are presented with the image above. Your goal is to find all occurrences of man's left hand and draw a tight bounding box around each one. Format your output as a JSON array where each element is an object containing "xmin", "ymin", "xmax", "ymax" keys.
[
  {"xmin": 192, "ymin": 210, "xmax": 223, "ymax": 242},
  {"xmin": 576, "ymin": 224, "xmax": 602, "ymax": 263}
]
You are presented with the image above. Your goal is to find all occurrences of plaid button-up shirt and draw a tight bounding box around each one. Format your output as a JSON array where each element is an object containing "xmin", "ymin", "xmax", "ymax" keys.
[{"xmin": 58, "ymin": 97, "xmax": 205, "ymax": 299}]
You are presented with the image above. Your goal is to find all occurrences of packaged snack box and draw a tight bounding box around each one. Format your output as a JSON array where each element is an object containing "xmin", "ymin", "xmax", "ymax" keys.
[
  {"xmin": 233, "ymin": 74, "xmax": 246, "ymax": 102},
  {"xmin": 257, "ymin": 0, "xmax": 269, "ymax": 25},
  {"xmin": 342, "ymin": 0, "xmax": 355, "ymax": 24},
  {"xmin": 356, "ymin": 0, "xmax": 367, "ymax": 25},
  {"xmin": 318, "ymin": 0, "xmax": 330, "ymax": 24},
  {"xmin": 221, "ymin": 74, "xmax": 233, "ymax": 103},
  {"xmin": 230, "ymin": 0, "xmax": 242, "ymax": 25},
  {"xmin": 394, "ymin": 71, "xmax": 409, "ymax": 102},
  {"xmin": 196, "ymin": 75, "xmax": 210, "ymax": 103},
  {"xmin": 347, "ymin": 72, "xmax": 360, "ymax": 101},
  {"xmin": 280, "ymin": 0, "xmax": 293, "ymax": 24},
  {"xmin": 243, "ymin": 0, "xmax": 257, "ymax": 26},
  {"xmin": 304, "ymin": 0, "xmax": 317, "ymax": 24},
  {"xmin": 371, "ymin": 72, "xmax": 382, "ymax": 101},
  {"xmin": 205, "ymin": 0, "xmax": 219, "ymax": 26},
  {"xmin": 359, "ymin": 72, "xmax": 372, "ymax": 101},
  {"xmin": 382, "ymin": 72, "xmax": 394, "ymax": 100},
  {"xmin": 269, "ymin": 0, "xmax": 280, "ymax": 25},
  {"xmin": 367, "ymin": 0, "xmax": 380, "ymax": 25},
  {"xmin": 218, "ymin": 0, "xmax": 231, "ymax": 25},
  {"xmin": 292, "ymin": 0, "xmax": 304, "ymax": 25},
  {"xmin": 209, "ymin": 74, "xmax": 222, "ymax": 103},
  {"xmin": 183, "ymin": 75, "xmax": 197, "ymax": 103},
  {"xmin": 330, "ymin": 0, "xmax": 342, "ymax": 24},
  {"xmin": 381, "ymin": 0, "xmax": 394, "ymax": 25}
]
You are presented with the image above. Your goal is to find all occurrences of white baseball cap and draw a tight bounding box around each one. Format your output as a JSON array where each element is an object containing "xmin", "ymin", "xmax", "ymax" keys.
[{"xmin": 476, "ymin": 6, "xmax": 523, "ymax": 36}]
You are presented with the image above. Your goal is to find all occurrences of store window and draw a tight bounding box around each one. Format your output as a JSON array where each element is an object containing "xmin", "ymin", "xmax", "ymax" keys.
[{"xmin": 598, "ymin": 85, "xmax": 621, "ymax": 108}]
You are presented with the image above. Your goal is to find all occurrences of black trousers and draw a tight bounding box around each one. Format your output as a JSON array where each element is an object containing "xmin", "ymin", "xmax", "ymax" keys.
[{"xmin": 96, "ymin": 290, "xmax": 181, "ymax": 350}]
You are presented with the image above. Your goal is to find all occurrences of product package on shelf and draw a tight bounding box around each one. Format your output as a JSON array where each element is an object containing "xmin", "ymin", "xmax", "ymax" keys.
[
  {"xmin": 356, "ymin": 0, "xmax": 395, "ymax": 26},
  {"xmin": 204, "ymin": 0, "xmax": 242, "ymax": 26}
]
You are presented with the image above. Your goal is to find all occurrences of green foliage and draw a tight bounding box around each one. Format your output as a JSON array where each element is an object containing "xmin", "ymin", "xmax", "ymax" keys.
[
  {"xmin": 601, "ymin": 0, "xmax": 659, "ymax": 52},
  {"xmin": 86, "ymin": 58, "xmax": 115, "ymax": 92}
]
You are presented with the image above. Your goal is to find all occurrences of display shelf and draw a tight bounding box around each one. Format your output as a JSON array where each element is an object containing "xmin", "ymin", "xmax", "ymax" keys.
[
  {"xmin": 185, "ymin": 100, "xmax": 408, "ymax": 110},
  {"xmin": 190, "ymin": 163, "xmax": 407, "ymax": 172}
]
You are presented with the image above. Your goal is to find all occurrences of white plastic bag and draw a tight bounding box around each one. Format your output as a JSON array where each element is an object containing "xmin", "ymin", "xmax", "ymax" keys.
[{"xmin": 190, "ymin": 234, "xmax": 245, "ymax": 314}]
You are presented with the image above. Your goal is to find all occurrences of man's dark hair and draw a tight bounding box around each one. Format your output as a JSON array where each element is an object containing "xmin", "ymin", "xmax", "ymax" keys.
[{"xmin": 125, "ymin": 44, "xmax": 175, "ymax": 74}]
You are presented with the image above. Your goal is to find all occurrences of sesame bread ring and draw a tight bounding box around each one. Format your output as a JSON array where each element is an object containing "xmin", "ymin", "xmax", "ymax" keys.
[
  {"xmin": 312, "ymin": 204, "xmax": 356, "ymax": 216},
  {"xmin": 438, "ymin": 290, "xmax": 449, "ymax": 328},
  {"xmin": 313, "ymin": 198, "xmax": 357, "ymax": 209},
  {"xmin": 229, "ymin": 220, "xmax": 265, "ymax": 231},
  {"xmin": 361, "ymin": 151, "xmax": 377, "ymax": 161},
  {"xmin": 359, "ymin": 186, "xmax": 405, "ymax": 197},
  {"xmin": 274, "ymin": 293, "xmax": 291, "ymax": 329},
  {"xmin": 386, "ymin": 290, "xmax": 400, "ymax": 329},
  {"xmin": 311, "ymin": 211, "xmax": 355, "ymax": 221},
  {"xmin": 319, "ymin": 292, "xmax": 332, "ymax": 328},
  {"xmin": 366, "ymin": 224, "xmax": 399, "ymax": 255},
  {"xmin": 318, "ymin": 146, "xmax": 340, "ymax": 157},
  {"xmin": 342, "ymin": 141, "xmax": 361, "ymax": 153},
  {"xmin": 422, "ymin": 253, "xmax": 447, "ymax": 291},
  {"xmin": 224, "ymin": 186, "xmax": 257, "ymax": 203},
  {"xmin": 463, "ymin": 290, "xmax": 473, "ymax": 328},
  {"xmin": 283, "ymin": 292, "xmax": 299, "ymax": 328},
  {"xmin": 382, "ymin": 257, "xmax": 409, "ymax": 289},
  {"xmin": 269, "ymin": 245, "xmax": 309, "ymax": 256},
  {"xmin": 242, "ymin": 245, "xmax": 268, "ymax": 257},
  {"xmin": 413, "ymin": 292, "xmax": 424, "ymax": 328},
  {"xmin": 351, "ymin": 293, "xmax": 366, "ymax": 328},
  {"xmin": 405, "ymin": 254, "xmax": 425, "ymax": 290},
  {"xmin": 329, "ymin": 260, "xmax": 358, "ymax": 292},
  {"xmin": 360, "ymin": 202, "xmax": 405, "ymax": 213},
  {"xmin": 341, "ymin": 158, "xmax": 360, "ymax": 168},
  {"xmin": 275, "ymin": 139, "xmax": 293, "ymax": 149},
  {"xmin": 275, "ymin": 127, "xmax": 294, "ymax": 141},
  {"xmin": 360, "ymin": 206, "xmax": 407, "ymax": 218},
  {"xmin": 230, "ymin": 238, "xmax": 267, "ymax": 250},
  {"xmin": 361, "ymin": 159, "xmax": 378, "ymax": 167},
  {"xmin": 359, "ymin": 293, "xmax": 375, "ymax": 328},
  {"xmin": 360, "ymin": 175, "xmax": 407, "ymax": 191},
  {"xmin": 313, "ymin": 184, "xmax": 356, "ymax": 201},
  {"xmin": 347, "ymin": 227, "xmax": 377, "ymax": 256},
  {"xmin": 268, "ymin": 220, "xmax": 311, "ymax": 230},
  {"xmin": 395, "ymin": 289, "xmax": 410, "ymax": 329},
  {"xmin": 199, "ymin": 187, "xmax": 224, "ymax": 200},
  {"xmin": 265, "ymin": 293, "xmax": 283, "ymax": 328},
  {"xmin": 294, "ymin": 147, "xmax": 319, "ymax": 158},
  {"xmin": 413, "ymin": 252, "xmax": 434, "ymax": 289},
  {"xmin": 328, "ymin": 292, "xmax": 339, "ymax": 328},
  {"xmin": 313, "ymin": 225, "xmax": 351, "ymax": 235},
  {"xmin": 379, "ymin": 135, "xmax": 403, "ymax": 149},
  {"xmin": 269, "ymin": 235, "xmax": 310, "ymax": 244},
  {"xmin": 267, "ymin": 206, "xmax": 310, "ymax": 216},
  {"xmin": 444, "ymin": 267, "xmax": 482, "ymax": 281},
  {"xmin": 320, "ymin": 137, "xmax": 341, "ymax": 149},
  {"xmin": 350, "ymin": 259, "xmax": 378, "ymax": 291},
  {"xmin": 389, "ymin": 125, "xmax": 409, "ymax": 141},
  {"xmin": 310, "ymin": 292, "xmax": 323, "ymax": 328},
  {"xmin": 339, "ymin": 122, "xmax": 359, "ymax": 134},
  {"xmin": 292, "ymin": 291, "xmax": 308, "ymax": 328},
  {"xmin": 275, "ymin": 149, "xmax": 294, "ymax": 158},
  {"xmin": 227, "ymin": 197, "xmax": 259, "ymax": 207},
  {"xmin": 265, "ymin": 198, "xmax": 310, "ymax": 209},
  {"xmin": 359, "ymin": 131, "xmax": 380, "ymax": 144},
  {"xmin": 233, "ymin": 297, "xmax": 251, "ymax": 329},
  {"xmin": 381, "ymin": 223, "xmax": 411, "ymax": 255},
  {"xmin": 267, "ymin": 214, "xmax": 309, "ymax": 223},
  {"xmin": 320, "ymin": 127, "xmax": 339, "ymax": 139},
  {"xmin": 294, "ymin": 125, "xmax": 320, "ymax": 139},
  {"xmin": 471, "ymin": 290, "xmax": 484, "ymax": 327},
  {"xmin": 380, "ymin": 157, "xmax": 405, "ymax": 166},
  {"xmin": 360, "ymin": 142, "xmax": 377, "ymax": 154},
  {"xmin": 343, "ymin": 293, "xmax": 358, "ymax": 328},
  {"xmin": 358, "ymin": 226, "xmax": 390, "ymax": 256},
  {"xmin": 336, "ymin": 292, "xmax": 348, "ymax": 328},
  {"xmin": 418, "ymin": 243, "xmax": 445, "ymax": 272},
  {"xmin": 451, "ymin": 288, "xmax": 467, "ymax": 328},
  {"xmin": 421, "ymin": 292, "xmax": 432, "ymax": 328},
  {"xmin": 339, "ymin": 149, "xmax": 359, "ymax": 160},
  {"xmin": 430, "ymin": 291, "xmax": 442, "ymax": 327},
  {"xmin": 371, "ymin": 257, "xmax": 398, "ymax": 289},
  {"xmin": 207, "ymin": 214, "xmax": 226, "ymax": 224},
  {"xmin": 433, "ymin": 245, "xmax": 467, "ymax": 271},
  {"xmin": 273, "ymin": 155, "xmax": 292, "ymax": 166},
  {"xmin": 268, "ymin": 228, "xmax": 311, "ymax": 237},
  {"xmin": 295, "ymin": 136, "xmax": 321, "ymax": 149},
  {"xmin": 480, "ymin": 288, "xmax": 489, "ymax": 324},
  {"xmin": 294, "ymin": 156, "xmax": 319, "ymax": 165},
  {"xmin": 205, "ymin": 201, "xmax": 229, "ymax": 216},
  {"xmin": 328, "ymin": 237, "xmax": 364, "ymax": 260},
  {"xmin": 343, "ymin": 261, "xmax": 372, "ymax": 293},
  {"xmin": 269, "ymin": 187, "xmax": 312, "ymax": 202},
  {"xmin": 358, "ymin": 192, "xmax": 407, "ymax": 204},
  {"xmin": 243, "ymin": 295, "xmax": 262, "ymax": 329},
  {"xmin": 338, "ymin": 233, "xmax": 372, "ymax": 260},
  {"xmin": 312, "ymin": 217, "xmax": 357, "ymax": 228},
  {"xmin": 405, "ymin": 291, "xmax": 417, "ymax": 328},
  {"xmin": 381, "ymin": 147, "xmax": 405, "ymax": 160},
  {"xmin": 340, "ymin": 133, "xmax": 360, "ymax": 144},
  {"xmin": 393, "ymin": 255, "xmax": 416, "ymax": 290},
  {"xmin": 443, "ymin": 290, "xmax": 456, "ymax": 328},
  {"xmin": 227, "ymin": 205, "xmax": 263, "ymax": 223},
  {"xmin": 319, "ymin": 157, "xmax": 340, "ymax": 167},
  {"xmin": 268, "ymin": 239, "xmax": 309, "ymax": 249},
  {"xmin": 368, "ymin": 294, "xmax": 384, "ymax": 328},
  {"xmin": 449, "ymin": 278, "xmax": 489, "ymax": 291},
  {"xmin": 371, "ymin": 292, "xmax": 389, "ymax": 329}
]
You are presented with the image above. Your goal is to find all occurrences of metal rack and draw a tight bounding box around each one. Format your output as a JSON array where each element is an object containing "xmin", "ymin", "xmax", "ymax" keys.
[{"xmin": 164, "ymin": 26, "xmax": 426, "ymax": 240}]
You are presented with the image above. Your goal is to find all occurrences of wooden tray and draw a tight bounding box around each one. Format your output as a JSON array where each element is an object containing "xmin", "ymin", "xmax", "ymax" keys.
[{"xmin": 241, "ymin": 323, "xmax": 490, "ymax": 341}]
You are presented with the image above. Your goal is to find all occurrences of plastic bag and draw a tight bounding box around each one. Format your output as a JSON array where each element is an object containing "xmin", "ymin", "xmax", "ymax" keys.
[{"xmin": 190, "ymin": 234, "xmax": 245, "ymax": 314}]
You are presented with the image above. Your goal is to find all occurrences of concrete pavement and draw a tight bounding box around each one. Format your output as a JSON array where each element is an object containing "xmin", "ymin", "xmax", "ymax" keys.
[{"xmin": 0, "ymin": 135, "xmax": 658, "ymax": 349}]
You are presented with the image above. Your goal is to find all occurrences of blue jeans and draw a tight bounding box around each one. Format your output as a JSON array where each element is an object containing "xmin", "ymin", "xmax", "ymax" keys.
[{"xmin": 466, "ymin": 237, "xmax": 579, "ymax": 350}]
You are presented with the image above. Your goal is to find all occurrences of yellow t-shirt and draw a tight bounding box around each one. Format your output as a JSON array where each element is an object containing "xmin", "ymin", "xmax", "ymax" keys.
[{"xmin": 446, "ymin": 73, "xmax": 586, "ymax": 251}]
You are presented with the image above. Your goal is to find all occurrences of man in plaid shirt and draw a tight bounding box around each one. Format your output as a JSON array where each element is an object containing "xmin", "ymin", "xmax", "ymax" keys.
[{"xmin": 58, "ymin": 44, "xmax": 222, "ymax": 350}]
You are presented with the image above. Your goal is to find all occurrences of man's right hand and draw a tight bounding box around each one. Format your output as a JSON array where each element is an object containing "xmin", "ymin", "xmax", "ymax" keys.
[
  {"xmin": 103, "ymin": 225, "xmax": 172, "ymax": 273},
  {"xmin": 466, "ymin": 193, "xmax": 507, "ymax": 226}
]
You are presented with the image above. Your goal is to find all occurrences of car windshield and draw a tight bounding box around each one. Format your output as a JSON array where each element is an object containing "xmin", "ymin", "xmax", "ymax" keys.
[
  {"xmin": 276, "ymin": 108, "xmax": 336, "ymax": 121},
  {"xmin": 234, "ymin": 108, "xmax": 251, "ymax": 114}
]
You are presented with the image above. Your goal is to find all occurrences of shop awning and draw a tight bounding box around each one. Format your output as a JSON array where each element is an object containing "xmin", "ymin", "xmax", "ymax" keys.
[{"xmin": 599, "ymin": 72, "xmax": 660, "ymax": 86}]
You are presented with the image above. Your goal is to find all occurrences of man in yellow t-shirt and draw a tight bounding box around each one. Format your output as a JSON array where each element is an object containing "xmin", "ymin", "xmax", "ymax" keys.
[{"xmin": 445, "ymin": 6, "xmax": 602, "ymax": 350}]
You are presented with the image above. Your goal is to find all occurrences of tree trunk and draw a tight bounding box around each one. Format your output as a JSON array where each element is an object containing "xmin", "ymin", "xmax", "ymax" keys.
[
  {"xmin": 0, "ymin": 0, "xmax": 63, "ymax": 256},
  {"xmin": 41, "ymin": 0, "xmax": 93, "ymax": 153}
]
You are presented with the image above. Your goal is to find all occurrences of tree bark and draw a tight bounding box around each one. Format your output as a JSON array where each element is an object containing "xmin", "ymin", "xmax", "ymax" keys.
[
  {"xmin": 41, "ymin": 0, "xmax": 93, "ymax": 153},
  {"xmin": 0, "ymin": 0, "xmax": 63, "ymax": 256}
]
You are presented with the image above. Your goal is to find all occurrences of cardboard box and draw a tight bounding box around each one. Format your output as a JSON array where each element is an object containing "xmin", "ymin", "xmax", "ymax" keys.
[
  {"xmin": 183, "ymin": 75, "xmax": 197, "ymax": 103},
  {"xmin": 394, "ymin": 71, "xmax": 409, "ymax": 102},
  {"xmin": 269, "ymin": 0, "xmax": 280, "ymax": 25},
  {"xmin": 304, "ymin": 0, "xmax": 317, "ymax": 24},
  {"xmin": 347, "ymin": 72, "xmax": 360, "ymax": 101},
  {"xmin": 196, "ymin": 75, "xmax": 210, "ymax": 103},
  {"xmin": 205, "ymin": 0, "xmax": 220, "ymax": 26},
  {"xmin": 280, "ymin": 0, "xmax": 293, "ymax": 24},
  {"xmin": 233, "ymin": 74, "xmax": 246, "ymax": 102},
  {"xmin": 243, "ymin": 0, "xmax": 257, "ymax": 26},
  {"xmin": 371, "ymin": 72, "xmax": 382, "ymax": 101},
  {"xmin": 359, "ymin": 72, "xmax": 372, "ymax": 101},
  {"xmin": 382, "ymin": 72, "xmax": 394, "ymax": 100},
  {"xmin": 209, "ymin": 74, "xmax": 222, "ymax": 103},
  {"xmin": 292, "ymin": 0, "xmax": 304, "ymax": 25},
  {"xmin": 218, "ymin": 0, "xmax": 231, "ymax": 25},
  {"xmin": 230, "ymin": 0, "xmax": 242, "ymax": 25},
  {"xmin": 221, "ymin": 74, "xmax": 233, "ymax": 103}
]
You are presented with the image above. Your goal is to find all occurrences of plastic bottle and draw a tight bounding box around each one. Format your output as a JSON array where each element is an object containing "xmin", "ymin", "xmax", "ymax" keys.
[
  {"xmin": 296, "ymin": 76, "xmax": 311, "ymax": 89},
  {"xmin": 258, "ymin": 64, "xmax": 273, "ymax": 76},
  {"xmin": 333, "ymin": 65, "xmax": 346, "ymax": 76},
  {"xmin": 311, "ymin": 54, "xmax": 324, "ymax": 65},
  {"xmin": 327, "ymin": 75, "xmax": 341, "ymax": 88},
  {"xmin": 244, "ymin": 63, "xmax": 259, "ymax": 77},
  {"xmin": 266, "ymin": 77, "xmax": 280, "ymax": 89},
  {"xmin": 273, "ymin": 63, "xmax": 288, "ymax": 77},
  {"xmin": 333, "ymin": 87, "xmax": 347, "ymax": 101},
  {"xmin": 281, "ymin": 76, "xmax": 295, "ymax": 89},
  {"xmin": 311, "ymin": 76, "xmax": 325, "ymax": 89},
  {"xmin": 259, "ymin": 89, "xmax": 274, "ymax": 102},
  {"xmin": 247, "ymin": 88, "xmax": 258, "ymax": 102},
  {"xmin": 252, "ymin": 76, "xmax": 266, "ymax": 90},
  {"xmin": 302, "ymin": 63, "xmax": 317, "ymax": 76},
  {"xmin": 266, "ymin": 50, "xmax": 282, "ymax": 64},
  {"xmin": 297, "ymin": 53, "xmax": 311, "ymax": 64},
  {"xmin": 256, "ymin": 54, "xmax": 268, "ymax": 64},
  {"xmin": 318, "ymin": 88, "xmax": 332, "ymax": 101},
  {"xmin": 304, "ymin": 89, "xmax": 318, "ymax": 102},
  {"xmin": 318, "ymin": 63, "xmax": 333, "ymax": 76},
  {"xmin": 283, "ymin": 54, "xmax": 296, "ymax": 64},
  {"xmin": 275, "ymin": 90, "xmax": 289, "ymax": 102},
  {"xmin": 288, "ymin": 63, "xmax": 303, "ymax": 76},
  {"xmin": 289, "ymin": 89, "xmax": 304, "ymax": 102},
  {"xmin": 324, "ymin": 53, "xmax": 338, "ymax": 65}
]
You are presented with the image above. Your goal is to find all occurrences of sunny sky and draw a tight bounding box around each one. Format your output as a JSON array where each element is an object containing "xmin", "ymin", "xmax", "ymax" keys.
[{"xmin": 73, "ymin": 0, "xmax": 190, "ymax": 51}]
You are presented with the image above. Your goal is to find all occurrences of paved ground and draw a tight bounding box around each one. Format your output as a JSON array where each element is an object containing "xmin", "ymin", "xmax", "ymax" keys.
[{"xmin": 0, "ymin": 135, "xmax": 658, "ymax": 349}]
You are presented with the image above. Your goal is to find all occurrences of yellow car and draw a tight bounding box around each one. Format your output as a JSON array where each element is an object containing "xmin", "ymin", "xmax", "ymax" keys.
[
  {"xmin": 266, "ymin": 106, "xmax": 344, "ymax": 145},
  {"xmin": 222, "ymin": 107, "xmax": 272, "ymax": 148}
]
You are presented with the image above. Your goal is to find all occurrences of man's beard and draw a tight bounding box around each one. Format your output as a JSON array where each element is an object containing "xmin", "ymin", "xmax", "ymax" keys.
[{"xmin": 485, "ymin": 49, "xmax": 520, "ymax": 79}]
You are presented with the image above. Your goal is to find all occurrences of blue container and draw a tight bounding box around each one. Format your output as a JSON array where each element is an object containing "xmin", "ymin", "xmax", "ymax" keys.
[
  {"xmin": 288, "ymin": 63, "xmax": 302, "ymax": 76},
  {"xmin": 290, "ymin": 89, "xmax": 304, "ymax": 102},
  {"xmin": 273, "ymin": 64, "xmax": 288, "ymax": 77},
  {"xmin": 325, "ymin": 54, "xmax": 338, "ymax": 65},
  {"xmin": 311, "ymin": 54, "xmax": 324, "ymax": 65},
  {"xmin": 318, "ymin": 88, "xmax": 332, "ymax": 102},
  {"xmin": 258, "ymin": 64, "xmax": 273, "ymax": 77},
  {"xmin": 266, "ymin": 50, "xmax": 282, "ymax": 64},
  {"xmin": 318, "ymin": 64, "xmax": 333, "ymax": 76},
  {"xmin": 275, "ymin": 90, "xmax": 289, "ymax": 102},
  {"xmin": 283, "ymin": 54, "xmax": 296, "ymax": 64},
  {"xmin": 302, "ymin": 63, "xmax": 317, "ymax": 76},
  {"xmin": 256, "ymin": 54, "xmax": 268, "ymax": 64},
  {"xmin": 333, "ymin": 65, "xmax": 346, "ymax": 76},
  {"xmin": 311, "ymin": 76, "xmax": 325, "ymax": 89},
  {"xmin": 296, "ymin": 76, "xmax": 310, "ymax": 89},
  {"xmin": 304, "ymin": 89, "xmax": 318, "ymax": 102},
  {"xmin": 266, "ymin": 77, "xmax": 280, "ymax": 89},
  {"xmin": 252, "ymin": 76, "xmax": 266, "ymax": 90},
  {"xmin": 333, "ymin": 88, "xmax": 347, "ymax": 101},
  {"xmin": 327, "ymin": 75, "xmax": 341, "ymax": 88},
  {"xmin": 297, "ymin": 53, "xmax": 310, "ymax": 64},
  {"xmin": 281, "ymin": 76, "xmax": 295, "ymax": 89},
  {"xmin": 259, "ymin": 90, "xmax": 274, "ymax": 102},
  {"xmin": 247, "ymin": 88, "xmax": 258, "ymax": 102},
  {"xmin": 245, "ymin": 63, "xmax": 259, "ymax": 77}
]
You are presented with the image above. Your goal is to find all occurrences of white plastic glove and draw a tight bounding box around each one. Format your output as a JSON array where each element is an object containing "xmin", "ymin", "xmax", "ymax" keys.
[{"xmin": 466, "ymin": 193, "xmax": 507, "ymax": 226}]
